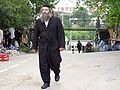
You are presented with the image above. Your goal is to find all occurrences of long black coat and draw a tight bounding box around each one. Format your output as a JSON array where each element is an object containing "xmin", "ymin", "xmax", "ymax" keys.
[{"xmin": 33, "ymin": 16, "xmax": 65, "ymax": 67}]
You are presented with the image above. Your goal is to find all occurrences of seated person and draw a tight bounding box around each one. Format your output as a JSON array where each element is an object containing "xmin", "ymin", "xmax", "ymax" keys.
[
  {"xmin": 98, "ymin": 40, "xmax": 105, "ymax": 52},
  {"xmin": 9, "ymin": 39, "xmax": 19, "ymax": 50},
  {"xmin": 0, "ymin": 45, "xmax": 6, "ymax": 53},
  {"xmin": 112, "ymin": 41, "xmax": 120, "ymax": 51},
  {"xmin": 86, "ymin": 41, "xmax": 93, "ymax": 52},
  {"xmin": 9, "ymin": 44, "xmax": 16, "ymax": 50}
]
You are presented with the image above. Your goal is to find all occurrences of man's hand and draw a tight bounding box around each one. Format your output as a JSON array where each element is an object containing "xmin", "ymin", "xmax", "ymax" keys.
[{"xmin": 59, "ymin": 48, "xmax": 65, "ymax": 51}]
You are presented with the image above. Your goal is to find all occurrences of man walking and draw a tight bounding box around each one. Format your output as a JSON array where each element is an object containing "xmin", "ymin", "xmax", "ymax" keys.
[{"xmin": 32, "ymin": 4, "xmax": 65, "ymax": 89}]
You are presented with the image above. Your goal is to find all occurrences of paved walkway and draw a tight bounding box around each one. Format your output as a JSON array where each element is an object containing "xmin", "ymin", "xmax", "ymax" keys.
[
  {"xmin": 0, "ymin": 51, "xmax": 120, "ymax": 90},
  {"xmin": 59, "ymin": 51, "xmax": 120, "ymax": 90}
]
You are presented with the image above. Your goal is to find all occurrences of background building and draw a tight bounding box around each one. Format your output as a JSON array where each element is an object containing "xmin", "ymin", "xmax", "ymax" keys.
[{"xmin": 54, "ymin": 0, "xmax": 76, "ymax": 13}]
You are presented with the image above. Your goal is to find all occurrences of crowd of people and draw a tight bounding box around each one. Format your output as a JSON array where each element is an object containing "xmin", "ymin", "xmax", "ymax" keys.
[
  {"xmin": 98, "ymin": 40, "xmax": 120, "ymax": 52},
  {"xmin": 0, "ymin": 29, "xmax": 29, "ymax": 54}
]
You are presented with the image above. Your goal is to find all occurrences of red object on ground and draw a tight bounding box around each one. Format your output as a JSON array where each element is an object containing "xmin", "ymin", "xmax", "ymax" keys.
[{"xmin": 0, "ymin": 54, "xmax": 9, "ymax": 62}]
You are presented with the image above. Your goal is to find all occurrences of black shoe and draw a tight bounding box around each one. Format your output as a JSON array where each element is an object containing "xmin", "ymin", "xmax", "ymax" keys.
[
  {"xmin": 41, "ymin": 83, "xmax": 50, "ymax": 89},
  {"xmin": 55, "ymin": 74, "xmax": 60, "ymax": 82}
]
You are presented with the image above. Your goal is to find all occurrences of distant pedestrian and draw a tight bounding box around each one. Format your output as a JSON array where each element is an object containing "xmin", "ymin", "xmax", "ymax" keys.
[{"xmin": 77, "ymin": 40, "xmax": 82, "ymax": 53}]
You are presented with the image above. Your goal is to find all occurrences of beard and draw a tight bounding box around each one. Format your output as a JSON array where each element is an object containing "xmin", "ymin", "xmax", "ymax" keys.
[{"xmin": 39, "ymin": 12, "xmax": 52, "ymax": 23}]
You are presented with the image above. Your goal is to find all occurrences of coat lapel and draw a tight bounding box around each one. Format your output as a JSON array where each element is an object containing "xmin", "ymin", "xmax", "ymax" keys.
[
  {"xmin": 41, "ymin": 22, "xmax": 47, "ymax": 31},
  {"xmin": 46, "ymin": 16, "xmax": 53, "ymax": 29},
  {"xmin": 41, "ymin": 16, "xmax": 53, "ymax": 31}
]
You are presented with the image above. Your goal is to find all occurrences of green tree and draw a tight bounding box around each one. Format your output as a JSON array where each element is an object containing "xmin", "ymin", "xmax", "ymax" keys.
[
  {"xmin": 30, "ymin": 0, "xmax": 60, "ymax": 15},
  {"xmin": 72, "ymin": 7, "xmax": 91, "ymax": 27},
  {"xmin": 0, "ymin": 0, "xmax": 33, "ymax": 30},
  {"xmin": 65, "ymin": 31, "xmax": 95, "ymax": 40},
  {"xmin": 78, "ymin": 0, "xmax": 120, "ymax": 27},
  {"xmin": 104, "ymin": 0, "xmax": 120, "ymax": 26}
]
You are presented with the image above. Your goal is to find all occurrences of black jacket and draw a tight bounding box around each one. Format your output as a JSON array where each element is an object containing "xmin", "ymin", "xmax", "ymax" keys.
[{"xmin": 33, "ymin": 16, "xmax": 65, "ymax": 63}]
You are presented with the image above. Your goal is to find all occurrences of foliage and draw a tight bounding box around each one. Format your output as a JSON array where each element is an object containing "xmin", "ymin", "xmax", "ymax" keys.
[
  {"xmin": 65, "ymin": 31, "xmax": 95, "ymax": 40},
  {"xmin": 62, "ymin": 14, "xmax": 70, "ymax": 29},
  {"xmin": 61, "ymin": 7, "xmax": 93, "ymax": 29},
  {"xmin": 77, "ymin": 0, "xmax": 120, "ymax": 27},
  {"xmin": 71, "ymin": 7, "xmax": 92, "ymax": 27},
  {"xmin": 0, "ymin": 0, "xmax": 60, "ymax": 31},
  {"xmin": 104, "ymin": 0, "xmax": 120, "ymax": 26},
  {"xmin": 30, "ymin": 0, "xmax": 60, "ymax": 14},
  {"xmin": 71, "ymin": 24, "xmax": 80, "ymax": 29},
  {"xmin": 0, "ymin": 0, "xmax": 33, "ymax": 30}
]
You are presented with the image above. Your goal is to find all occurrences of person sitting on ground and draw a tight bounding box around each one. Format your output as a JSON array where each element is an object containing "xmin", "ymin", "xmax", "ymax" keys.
[
  {"xmin": 21, "ymin": 34, "xmax": 28, "ymax": 47},
  {"xmin": 98, "ymin": 40, "xmax": 105, "ymax": 52},
  {"xmin": 112, "ymin": 41, "xmax": 120, "ymax": 51},
  {"xmin": 86, "ymin": 41, "xmax": 93, "ymax": 52},
  {"xmin": 0, "ymin": 45, "xmax": 6, "ymax": 53}
]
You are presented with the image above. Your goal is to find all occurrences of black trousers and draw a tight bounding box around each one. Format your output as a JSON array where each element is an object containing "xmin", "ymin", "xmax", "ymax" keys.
[
  {"xmin": 78, "ymin": 48, "xmax": 81, "ymax": 53},
  {"xmin": 39, "ymin": 48, "xmax": 60, "ymax": 84}
]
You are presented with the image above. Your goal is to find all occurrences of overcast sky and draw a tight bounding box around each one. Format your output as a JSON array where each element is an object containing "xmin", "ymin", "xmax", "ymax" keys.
[
  {"xmin": 55, "ymin": 0, "xmax": 77, "ymax": 7},
  {"xmin": 55, "ymin": 0, "xmax": 85, "ymax": 8}
]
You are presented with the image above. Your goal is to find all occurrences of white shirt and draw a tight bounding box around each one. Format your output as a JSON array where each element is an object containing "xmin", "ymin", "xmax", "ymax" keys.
[{"xmin": 45, "ymin": 20, "xmax": 49, "ymax": 27}]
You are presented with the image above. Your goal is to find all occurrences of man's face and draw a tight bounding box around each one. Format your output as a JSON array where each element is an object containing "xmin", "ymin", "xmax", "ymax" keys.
[
  {"xmin": 40, "ymin": 6, "xmax": 51, "ymax": 22},
  {"xmin": 41, "ymin": 7, "xmax": 50, "ymax": 15}
]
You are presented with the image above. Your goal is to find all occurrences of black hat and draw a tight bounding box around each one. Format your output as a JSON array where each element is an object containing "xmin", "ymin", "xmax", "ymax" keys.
[{"xmin": 43, "ymin": 4, "xmax": 51, "ymax": 8}]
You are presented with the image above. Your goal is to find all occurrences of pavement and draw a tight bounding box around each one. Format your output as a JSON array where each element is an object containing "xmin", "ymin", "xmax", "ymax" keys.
[{"xmin": 0, "ymin": 51, "xmax": 120, "ymax": 90}]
